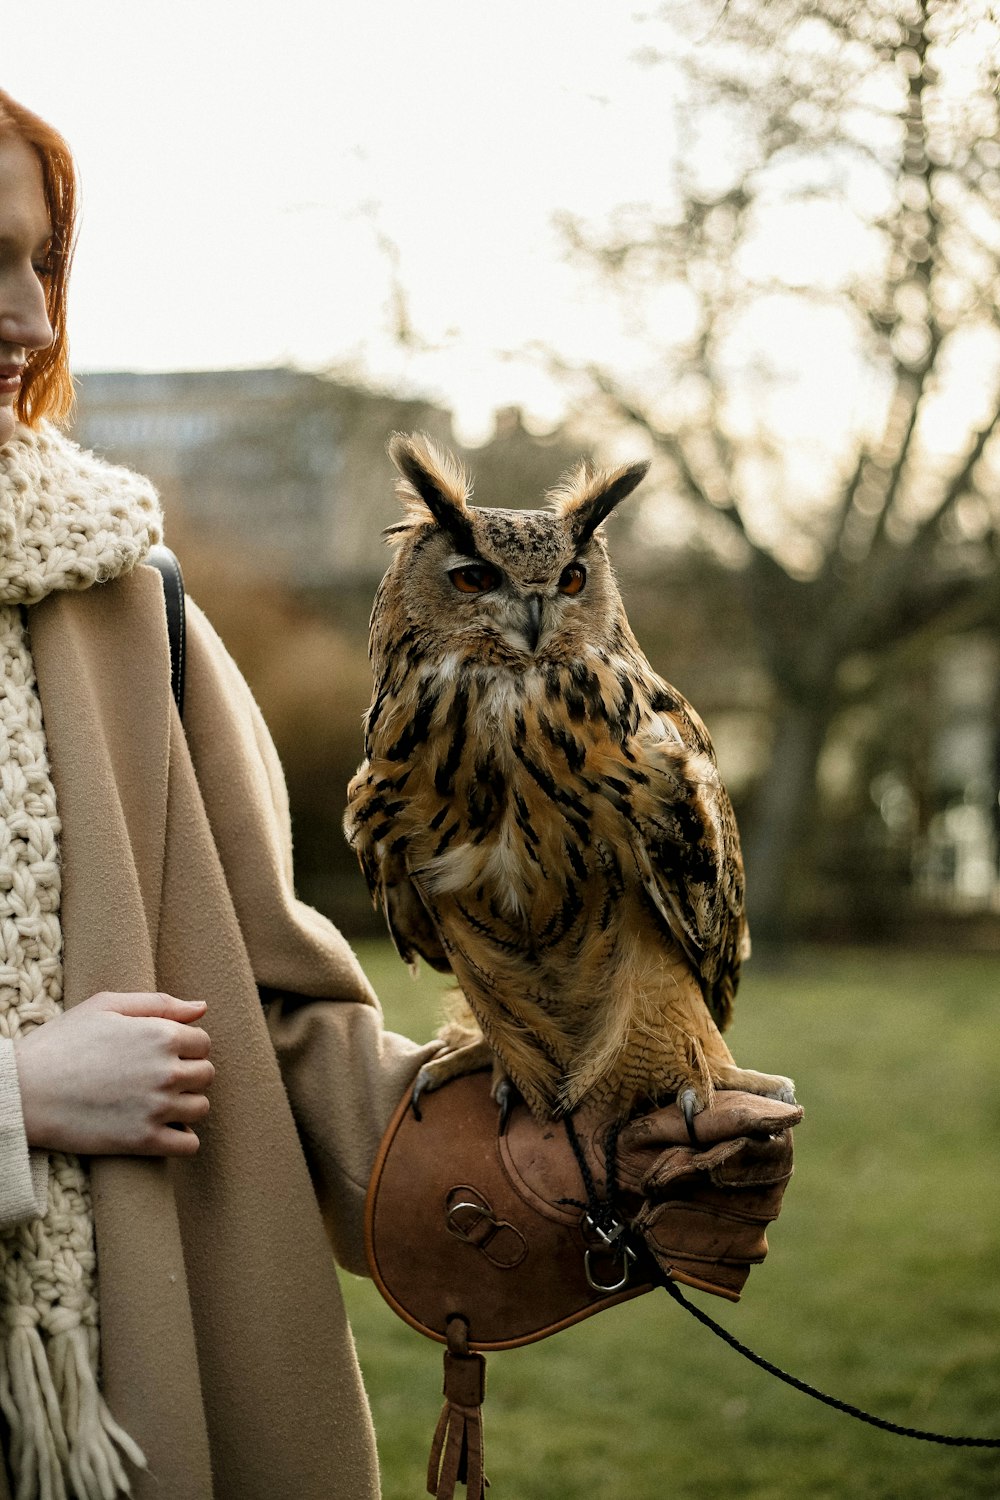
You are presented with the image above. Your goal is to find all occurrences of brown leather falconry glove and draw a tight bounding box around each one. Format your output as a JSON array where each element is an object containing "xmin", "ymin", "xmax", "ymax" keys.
[
  {"xmin": 367, "ymin": 1075, "xmax": 802, "ymax": 1339},
  {"xmin": 366, "ymin": 1075, "xmax": 801, "ymax": 1500}
]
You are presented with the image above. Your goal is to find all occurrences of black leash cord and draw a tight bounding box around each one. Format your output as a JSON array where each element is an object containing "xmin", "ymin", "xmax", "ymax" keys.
[
  {"xmin": 559, "ymin": 1113, "xmax": 624, "ymax": 1237},
  {"xmin": 662, "ymin": 1277, "xmax": 1000, "ymax": 1449},
  {"xmin": 562, "ymin": 1114, "xmax": 1000, "ymax": 1449}
]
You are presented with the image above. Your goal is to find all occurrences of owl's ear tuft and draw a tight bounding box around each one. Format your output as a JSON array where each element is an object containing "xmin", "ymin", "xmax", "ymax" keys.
[
  {"xmin": 548, "ymin": 459, "xmax": 650, "ymax": 547},
  {"xmin": 387, "ymin": 432, "xmax": 476, "ymax": 553}
]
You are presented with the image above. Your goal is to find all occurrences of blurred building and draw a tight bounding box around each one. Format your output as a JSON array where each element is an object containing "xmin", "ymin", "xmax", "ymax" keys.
[{"xmin": 72, "ymin": 367, "xmax": 456, "ymax": 586}]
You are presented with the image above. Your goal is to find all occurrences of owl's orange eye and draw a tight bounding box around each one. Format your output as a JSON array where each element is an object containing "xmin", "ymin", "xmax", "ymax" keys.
[
  {"xmin": 449, "ymin": 563, "xmax": 501, "ymax": 594},
  {"xmin": 558, "ymin": 563, "xmax": 587, "ymax": 596}
]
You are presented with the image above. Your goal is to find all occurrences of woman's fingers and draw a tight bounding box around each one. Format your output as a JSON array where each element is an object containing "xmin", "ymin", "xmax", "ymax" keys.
[
  {"xmin": 148, "ymin": 1124, "xmax": 203, "ymax": 1158},
  {"xmin": 162, "ymin": 1091, "xmax": 211, "ymax": 1126},
  {"xmin": 173, "ymin": 1024, "xmax": 212, "ymax": 1059},
  {"xmin": 168, "ymin": 1057, "xmax": 215, "ymax": 1092},
  {"xmin": 94, "ymin": 991, "xmax": 208, "ymax": 1022}
]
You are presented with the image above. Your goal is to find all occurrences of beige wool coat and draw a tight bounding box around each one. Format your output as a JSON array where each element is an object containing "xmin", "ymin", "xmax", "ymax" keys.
[{"xmin": 14, "ymin": 561, "xmax": 437, "ymax": 1500}]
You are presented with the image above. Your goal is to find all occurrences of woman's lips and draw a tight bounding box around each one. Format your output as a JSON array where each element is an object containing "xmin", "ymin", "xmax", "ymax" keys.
[{"xmin": 0, "ymin": 367, "xmax": 24, "ymax": 397}]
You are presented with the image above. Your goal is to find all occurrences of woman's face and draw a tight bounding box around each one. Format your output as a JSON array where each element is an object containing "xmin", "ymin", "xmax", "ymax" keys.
[{"xmin": 0, "ymin": 134, "xmax": 54, "ymax": 448}]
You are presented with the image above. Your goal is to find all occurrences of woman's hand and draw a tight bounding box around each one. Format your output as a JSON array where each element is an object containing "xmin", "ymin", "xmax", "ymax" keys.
[{"xmin": 13, "ymin": 991, "xmax": 215, "ymax": 1157}]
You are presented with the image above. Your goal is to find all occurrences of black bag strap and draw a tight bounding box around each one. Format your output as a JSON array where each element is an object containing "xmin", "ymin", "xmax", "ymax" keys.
[{"xmin": 146, "ymin": 545, "xmax": 186, "ymax": 718}]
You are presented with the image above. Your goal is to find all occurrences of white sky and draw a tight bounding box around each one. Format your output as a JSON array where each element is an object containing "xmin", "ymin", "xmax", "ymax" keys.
[{"xmin": 6, "ymin": 0, "xmax": 687, "ymax": 442}]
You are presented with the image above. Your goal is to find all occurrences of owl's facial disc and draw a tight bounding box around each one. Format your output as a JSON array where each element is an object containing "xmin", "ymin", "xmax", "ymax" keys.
[{"xmin": 441, "ymin": 546, "xmax": 588, "ymax": 657}]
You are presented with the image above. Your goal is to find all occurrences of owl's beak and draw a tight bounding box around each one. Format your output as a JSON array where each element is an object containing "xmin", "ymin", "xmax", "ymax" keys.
[{"xmin": 522, "ymin": 594, "xmax": 543, "ymax": 653}]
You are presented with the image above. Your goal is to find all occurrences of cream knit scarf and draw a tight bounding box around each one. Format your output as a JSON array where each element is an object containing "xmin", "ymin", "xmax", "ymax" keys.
[{"xmin": 0, "ymin": 423, "xmax": 161, "ymax": 1500}]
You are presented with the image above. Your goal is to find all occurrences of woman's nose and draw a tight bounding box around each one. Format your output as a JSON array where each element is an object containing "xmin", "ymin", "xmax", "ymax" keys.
[{"xmin": 0, "ymin": 270, "xmax": 54, "ymax": 353}]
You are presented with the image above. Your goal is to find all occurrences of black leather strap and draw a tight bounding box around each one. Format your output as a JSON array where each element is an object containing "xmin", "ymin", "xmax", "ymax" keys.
[{"xmin": 145, "ymin": 545, "xmax": 186, "ymax": 718}]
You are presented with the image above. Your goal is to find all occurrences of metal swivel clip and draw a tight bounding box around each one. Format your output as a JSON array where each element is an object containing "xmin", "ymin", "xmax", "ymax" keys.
[{"xmin": 583, "ymin": 1210, "xmax": 638, "ymax": 1293}]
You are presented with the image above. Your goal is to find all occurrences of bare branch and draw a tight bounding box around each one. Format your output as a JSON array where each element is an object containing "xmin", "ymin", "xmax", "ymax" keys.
[
  {"xmin": 584, "ymin": 364, "xmax": 763, "ymax": 556},
  {"xmin": 862, "ymin": 6, "xmax": 944, "ymax": 555},
  {"xmin": 855, "ymin": 564, "xmax": 1000, "ymax": 674},
  {"xmin": 835, "ymin": 569, "xmax": 1000, "ymax": 709},
  {"xmin": 868, "ymin": 334, "xmax": 943, "ymax": 548},
  {"xmin": 827, "ymin": 445, "xmax": 870, "ymax": 562},
  {"xmin": 912, "ymin": 399, "xmax": 1000, "ymax": 555},
  {"xmin": 826, "ymin": 347, "xmax": 941, "ymax": 572}
]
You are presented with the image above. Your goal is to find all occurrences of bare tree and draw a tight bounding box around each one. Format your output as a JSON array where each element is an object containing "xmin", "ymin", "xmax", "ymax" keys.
[{"xmin": 560, "ymin": 0, "xmax": 1000, "ymax": 938}]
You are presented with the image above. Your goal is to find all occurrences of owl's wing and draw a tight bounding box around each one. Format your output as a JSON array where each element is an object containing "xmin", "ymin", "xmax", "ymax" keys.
[
  {"xmin": 344, "ymin": 767, "xmax": 452, "ymax": 974},
  {"xmin": 623, "ymin": 698, "xmax": 749, "ymax": 1031}
]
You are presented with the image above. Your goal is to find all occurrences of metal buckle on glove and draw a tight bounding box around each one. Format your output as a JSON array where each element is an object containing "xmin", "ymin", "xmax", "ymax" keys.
[
  {"xmin": 582, "ymin": 1210, "xmax": 638, "ymax": 1293},
  {"xmin": 445, "ymin": 1186, "xmax": 528, "ymax": 1269}
]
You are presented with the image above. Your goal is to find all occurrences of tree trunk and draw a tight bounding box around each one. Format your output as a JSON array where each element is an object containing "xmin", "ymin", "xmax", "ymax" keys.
[{"xmin": 742, "ymin": 693, "xmax": 835, "ymax": 948}]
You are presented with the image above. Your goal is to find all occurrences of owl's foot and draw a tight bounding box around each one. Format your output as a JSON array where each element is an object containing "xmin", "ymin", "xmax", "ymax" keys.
[
  {"xmin": 411, "ymin": 1038, "xmax": 514, "ymax": 1123},
  {"xmin": 679, "ymin": 1067, "xmax": 796, "ymax": 1146}
]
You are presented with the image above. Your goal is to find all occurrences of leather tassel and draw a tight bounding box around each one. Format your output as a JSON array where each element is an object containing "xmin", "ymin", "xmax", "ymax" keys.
[{"xmin": 427, "ymin": 1318, "xmax": 488, "ymax": 1498}]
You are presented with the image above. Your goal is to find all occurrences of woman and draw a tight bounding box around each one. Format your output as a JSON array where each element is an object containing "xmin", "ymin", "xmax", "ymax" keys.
[{"xmin": 0, "ymin": 90, "xmax": 438, "ymax": 1500}]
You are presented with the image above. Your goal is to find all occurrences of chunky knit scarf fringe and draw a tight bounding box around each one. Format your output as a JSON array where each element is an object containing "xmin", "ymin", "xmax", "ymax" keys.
[{"xmin": 0, "ymin": 424, "xmax": 161, "ymax": 1499}]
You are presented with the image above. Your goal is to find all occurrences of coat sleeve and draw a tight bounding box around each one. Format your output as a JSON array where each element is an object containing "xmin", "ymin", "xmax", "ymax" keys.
[{"xmin": 180, "ymin": 599, "xmax": 440, "ymax": 1273}]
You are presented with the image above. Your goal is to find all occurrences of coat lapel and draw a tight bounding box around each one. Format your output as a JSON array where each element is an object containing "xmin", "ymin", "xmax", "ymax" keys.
[{"xmin": 29, "ymin": 567, "xmax": 171, "ymax": 989}]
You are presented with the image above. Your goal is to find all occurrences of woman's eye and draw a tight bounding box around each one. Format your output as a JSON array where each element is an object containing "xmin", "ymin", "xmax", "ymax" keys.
[
  {"xmin": 32, "ymin": 245, "xmax": 56, "ymax": 281},
  {"xmin": 558, "ymin": 563, "xmax": 586, "ymax": 596},
  {"xmin": 449, "ymin": 564, "xmax": 500, "ymax": 594}
]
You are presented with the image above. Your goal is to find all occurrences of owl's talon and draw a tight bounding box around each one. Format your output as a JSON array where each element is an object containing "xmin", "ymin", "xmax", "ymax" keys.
[
  {"xmin": 411, "ymin": 1064, "xmax": 439, "ymax": 1121},
  {"xmin": 495, "ymin": 1078, "xmax": 516, "ymax": 1135},
  {"xmin": 679, "ymin": 1088, "xmax": 702, "ymax": 1147}
]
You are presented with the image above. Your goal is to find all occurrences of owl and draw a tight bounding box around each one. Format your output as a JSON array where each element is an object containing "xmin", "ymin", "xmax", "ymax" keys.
[{"xmin": 345, "ymin": 433, "xmax": 795, "ymax": 1129}]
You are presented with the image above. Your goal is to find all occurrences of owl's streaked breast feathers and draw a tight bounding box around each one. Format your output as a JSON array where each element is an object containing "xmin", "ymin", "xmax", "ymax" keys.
[{"xmin": 345, "ymin": 434, "xmax": 791, "ymax": 1121}]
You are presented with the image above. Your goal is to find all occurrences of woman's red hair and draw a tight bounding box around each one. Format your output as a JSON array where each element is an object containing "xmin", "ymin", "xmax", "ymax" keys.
[{"xmin": 0, "ymin": 90, "xmax": 77, "ymax": 427}]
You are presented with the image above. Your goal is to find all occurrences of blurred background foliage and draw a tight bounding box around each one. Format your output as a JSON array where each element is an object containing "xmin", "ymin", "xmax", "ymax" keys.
[{"xmin": 72, "ymin": 0, "xmax": 1000, "ymax": 954}]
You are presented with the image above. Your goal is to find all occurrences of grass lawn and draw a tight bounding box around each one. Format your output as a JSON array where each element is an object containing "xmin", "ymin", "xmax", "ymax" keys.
[{"xmin": 343, "ymin": 942, "xmax": 1000, "ymax": 1499}]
